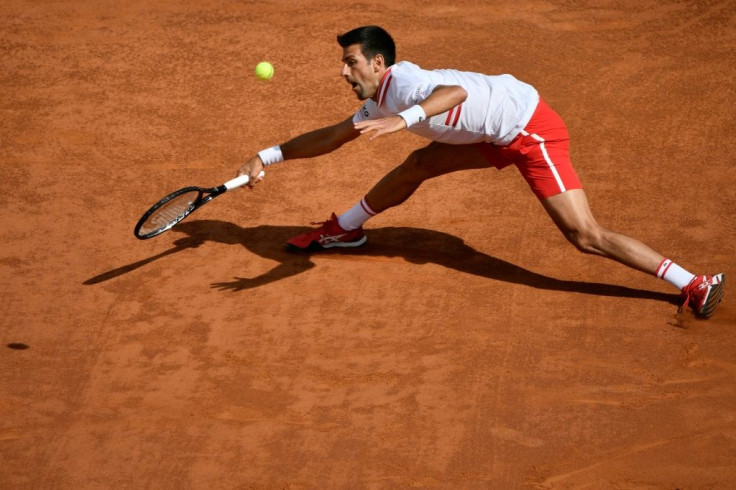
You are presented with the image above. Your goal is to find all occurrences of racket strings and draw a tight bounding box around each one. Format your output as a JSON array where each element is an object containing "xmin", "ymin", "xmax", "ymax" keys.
[{"xmin": 139, "ymin": 190, "xmax": 200, "ymax": 235}]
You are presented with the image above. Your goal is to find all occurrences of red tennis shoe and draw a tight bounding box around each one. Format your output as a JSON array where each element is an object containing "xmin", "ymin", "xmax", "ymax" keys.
[
  {"xmin": 287, "ymin": 213, "xmax": 367, "ymax": 251},
  {"xmin": 681, "ymin": 273, "xmax": 725, "ymax": 318}
]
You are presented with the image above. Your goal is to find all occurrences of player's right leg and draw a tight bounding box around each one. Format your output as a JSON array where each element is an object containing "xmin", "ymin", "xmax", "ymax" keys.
[
  {"xmin": 363, "ymin": 141, "xmax": 493, "ymax": 213},
  {"xmin": 286, "ymin": 142, "xmax": 492, "ymax": 251}
]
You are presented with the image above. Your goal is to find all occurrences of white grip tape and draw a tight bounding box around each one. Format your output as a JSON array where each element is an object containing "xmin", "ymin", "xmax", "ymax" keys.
[{"xmin": 224, "ymin": 170, "xmax": 265, "ymax": 190}]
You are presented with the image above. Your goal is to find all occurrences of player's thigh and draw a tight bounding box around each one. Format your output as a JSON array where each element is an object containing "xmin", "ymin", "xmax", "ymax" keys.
[
  {"xmin": 541, "ymin": 188, "xmax": 599, "ymax": 235},
  {"xmin": 411, "ymin": 141, "xmax": 493, "ymax": 177}
]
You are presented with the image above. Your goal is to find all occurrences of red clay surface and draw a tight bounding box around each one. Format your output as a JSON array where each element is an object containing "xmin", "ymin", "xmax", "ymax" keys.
[{"xmin": 2, "ymin": 1, "xmax": 735, "ymax": 488}]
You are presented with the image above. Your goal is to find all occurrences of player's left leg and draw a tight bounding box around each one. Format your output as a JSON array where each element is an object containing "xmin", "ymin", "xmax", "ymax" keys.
[
  {"xmin": 517, "ymin": 98, "xmax": 724, "ymax": 317},
  {"xmin": 542, "ymin": 189, "xmax": 664, "ymax": 273},
  {"xmin": 541, "ymin": 189, "xmax": 725, "ymax": 317}
]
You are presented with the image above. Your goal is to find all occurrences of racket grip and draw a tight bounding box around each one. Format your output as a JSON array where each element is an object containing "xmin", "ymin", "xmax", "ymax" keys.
[{"xmin": 224, "ymin": 170, "xmax": 265, "ymax": 190}]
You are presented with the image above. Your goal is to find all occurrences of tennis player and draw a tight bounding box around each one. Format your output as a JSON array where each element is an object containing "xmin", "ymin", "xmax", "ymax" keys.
[{"xmin": 236, "ymin": 25, "xmax": 724, "ymax": 318}]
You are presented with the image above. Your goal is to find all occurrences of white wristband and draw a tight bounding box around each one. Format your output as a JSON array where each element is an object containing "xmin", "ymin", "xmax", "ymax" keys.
[
  {"xmin": 257, "ymin": 145, "xmax": 284, "ymax": 166},
  {"xmin": 398, "ymin": 105, "xmax": 426, "ymax": 128}
]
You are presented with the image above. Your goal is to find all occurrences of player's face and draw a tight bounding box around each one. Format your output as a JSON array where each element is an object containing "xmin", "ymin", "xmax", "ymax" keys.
[{"xmin": 341, "ymin": 44, "xmax": 383, "ymax": 101}]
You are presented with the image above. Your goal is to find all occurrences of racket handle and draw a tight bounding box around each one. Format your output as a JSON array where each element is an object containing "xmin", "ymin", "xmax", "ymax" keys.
[{"xmin": 224, "ymin": 170, "xmax": 265, "ymax": 190}]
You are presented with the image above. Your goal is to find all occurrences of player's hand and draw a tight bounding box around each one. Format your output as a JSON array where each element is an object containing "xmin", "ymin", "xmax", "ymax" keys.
[
  {"xmin": 355, "ymin": 116, "xmax": 407, "ymax": 140},
  {"xmin": 236, "ymin": 156, "xmax": 265, "ymax": 188}
]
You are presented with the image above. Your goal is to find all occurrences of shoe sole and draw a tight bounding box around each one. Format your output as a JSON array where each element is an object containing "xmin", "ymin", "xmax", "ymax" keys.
[
  {"xmin": 321, "ymin": 236, "xmax": 367, "ymax": 249},
  {"xmin": 699, "ymin": 273, "xmax": 725, "ymax": 319},
  {"xmin": 285, "ymin": 236, "xmax": 367, "ymax": 252}
]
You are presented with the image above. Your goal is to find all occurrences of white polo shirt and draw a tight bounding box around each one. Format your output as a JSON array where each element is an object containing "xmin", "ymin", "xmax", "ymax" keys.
[{"xmin": 353, "ymin": 61, "xmax": 539, "ymax": 146}]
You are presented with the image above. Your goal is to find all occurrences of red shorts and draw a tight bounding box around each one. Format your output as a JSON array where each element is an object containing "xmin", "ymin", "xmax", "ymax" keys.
[{"xmin": 473, "ymin": 98, "xmax": 582, "ymax": 200}]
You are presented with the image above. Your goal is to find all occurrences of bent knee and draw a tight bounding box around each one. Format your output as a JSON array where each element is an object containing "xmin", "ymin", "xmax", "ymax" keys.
[{"xmin": 400, "ymin": 147, "xmax": 442, "ymax": 180}]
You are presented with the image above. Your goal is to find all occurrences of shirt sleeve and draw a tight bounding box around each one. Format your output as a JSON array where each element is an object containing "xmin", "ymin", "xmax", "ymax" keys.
[
  {"xmin": 352, "ymin": 63, "xmax": 438, "ymax": 122},
  {"xmin": 391, "ymin": 64, "xmax": 437, "ymax": 109}
]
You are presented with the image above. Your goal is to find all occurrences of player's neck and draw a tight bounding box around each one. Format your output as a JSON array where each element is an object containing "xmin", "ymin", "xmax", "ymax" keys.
[{"xmin": 370, "ymin": 67, "xmax": 392, "ymax": 102}]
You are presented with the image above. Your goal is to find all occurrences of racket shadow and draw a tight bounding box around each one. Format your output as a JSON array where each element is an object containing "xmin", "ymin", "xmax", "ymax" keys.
[
  {"xmin": 83, "ymin": 236, "xmax": 205, "ymax": 285},
  {"xmin": 83, "ymin": 222, "xmax": 313, "ymax": 287},
  {"xmin": 140, "ymin": 219, "xmax": 678, "ymax": 305}
]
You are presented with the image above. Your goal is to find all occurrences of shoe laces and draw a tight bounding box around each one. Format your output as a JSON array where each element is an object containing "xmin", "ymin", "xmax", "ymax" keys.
[
  {"xmin": 680, "ymin": 275, "xmax": 709, "ymax": 312},
  {"xmin": 310, "ymin": 215, "xmax": 339, "ymax": 230}
]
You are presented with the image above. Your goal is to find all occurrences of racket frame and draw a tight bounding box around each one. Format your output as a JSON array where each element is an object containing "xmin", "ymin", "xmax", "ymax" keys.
[{"xmin": 133, "ymin": 172, "xmax": 261, "ymax": 240}]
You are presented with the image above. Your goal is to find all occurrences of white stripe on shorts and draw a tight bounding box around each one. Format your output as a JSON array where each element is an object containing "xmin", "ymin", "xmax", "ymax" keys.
[{"xmin": 521, "ymin": 129, "xmax": 566, "ymax": 194}]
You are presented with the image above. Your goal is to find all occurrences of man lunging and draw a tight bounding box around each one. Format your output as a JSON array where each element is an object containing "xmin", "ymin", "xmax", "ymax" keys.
[{"xmin": 236, "ymin": 26, "xmax": 725, "ymax": 318}]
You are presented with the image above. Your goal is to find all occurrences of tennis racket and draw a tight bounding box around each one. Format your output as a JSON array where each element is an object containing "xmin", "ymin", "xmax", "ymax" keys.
[{"xmin": 134, "ymin": 171, "xmax": 264, "ymax": 239}]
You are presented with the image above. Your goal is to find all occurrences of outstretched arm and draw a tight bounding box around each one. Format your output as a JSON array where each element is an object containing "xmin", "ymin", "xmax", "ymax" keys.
[
  {"xmin": 281, "ymin": 114, "xmax": 362, "ymax": 159},
  {"xmin": 355, "ymin": 85, "xmax": 468, "ymax": 140},
  {"xmin": 237, "ymin": 115, "xmax": 361, "ymax": 185}
]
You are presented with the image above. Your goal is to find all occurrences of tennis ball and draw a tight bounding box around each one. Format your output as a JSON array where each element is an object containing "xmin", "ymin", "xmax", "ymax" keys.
[{"xmin": 255, "ymin": 61, "xmax": 274, "ymax": 80}]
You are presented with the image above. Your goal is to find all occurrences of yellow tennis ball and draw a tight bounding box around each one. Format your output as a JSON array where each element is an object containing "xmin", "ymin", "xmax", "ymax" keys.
[{"xmin": 255, "ymin": 61, "xmax": 274, "ymax": 80}]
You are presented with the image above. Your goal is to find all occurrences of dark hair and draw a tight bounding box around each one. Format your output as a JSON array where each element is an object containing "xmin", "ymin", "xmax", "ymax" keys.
[{"xmin": 337, "ymin": 25, "xmax": 396, "ymax": 67}]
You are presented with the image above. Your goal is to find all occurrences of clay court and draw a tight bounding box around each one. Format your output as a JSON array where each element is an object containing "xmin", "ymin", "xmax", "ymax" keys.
[{"xmin": 2, "ymin": 1, "xmax": 735, "ymax": 488}]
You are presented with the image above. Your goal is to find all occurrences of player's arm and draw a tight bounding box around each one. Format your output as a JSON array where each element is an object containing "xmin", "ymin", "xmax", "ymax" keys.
[
  {"xmin": 355, "ymin": 85, "xmax": 468, "ymax": 140},
  {"xmin": 280, "ymin": 115, "xmax": 361, "ymax": 159},
  {"xmin": 237, "ymin": 115, "xmax": 360, "ymax": 184},
  {"xmin": 416, "ymin": 85, "xmax": 468, "ymax": 119}
]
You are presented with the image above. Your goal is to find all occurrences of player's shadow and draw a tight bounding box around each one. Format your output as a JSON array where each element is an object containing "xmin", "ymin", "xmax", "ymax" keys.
[{"xmin": 85, "ymin": 219, "xmax": 679, "ymax": 305}]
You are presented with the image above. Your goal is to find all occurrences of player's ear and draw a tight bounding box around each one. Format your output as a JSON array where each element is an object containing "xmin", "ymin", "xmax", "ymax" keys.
[{"xmin": 372, "ymin": 54, "xmax": 385, "ymax": 72}]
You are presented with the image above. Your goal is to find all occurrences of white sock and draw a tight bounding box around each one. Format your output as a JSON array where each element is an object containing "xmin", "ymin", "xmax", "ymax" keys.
[
  {"xmin": 656, "ymin": 258, "xmax": 696, "ymax": 290},
  {"xmin": 337, "ymin": 197, "xmax": 377, "ymax": 230}
]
